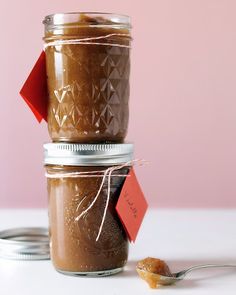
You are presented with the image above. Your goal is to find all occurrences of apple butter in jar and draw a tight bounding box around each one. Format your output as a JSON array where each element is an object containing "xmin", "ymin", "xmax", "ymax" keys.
[
  {"xmin": 43, "ymin": 13, "xmax": 131, "ymax": 143},
  {"xmin": 44, "ymin": 143, "xmax": 133, "ymax": 276}
]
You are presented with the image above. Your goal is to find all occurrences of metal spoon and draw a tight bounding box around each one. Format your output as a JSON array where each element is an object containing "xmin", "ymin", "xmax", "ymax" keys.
[{"xmin": 137, "ymin": 263, "xmax": 236, "ymax": 286}]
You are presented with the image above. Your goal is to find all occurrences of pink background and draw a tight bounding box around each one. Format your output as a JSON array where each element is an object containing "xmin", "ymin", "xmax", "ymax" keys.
[{"xmin": 1, "ymin": 0, "xmax": 236, "ymax": 208}]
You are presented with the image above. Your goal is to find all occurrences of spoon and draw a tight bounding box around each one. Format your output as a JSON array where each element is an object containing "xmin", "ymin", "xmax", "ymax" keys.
[{"xmin": 137, "ymin": 263, "xmax": 236, "ymax": 287}]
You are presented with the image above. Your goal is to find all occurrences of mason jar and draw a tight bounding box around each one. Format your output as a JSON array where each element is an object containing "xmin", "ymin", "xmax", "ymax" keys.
[
  {"xmin": 44, "ymin": 143, "xmax": 133, "ymax": 276},
  {"xmin": 43, "ymin": 13, "xmax": 131, "ymax": 143}
]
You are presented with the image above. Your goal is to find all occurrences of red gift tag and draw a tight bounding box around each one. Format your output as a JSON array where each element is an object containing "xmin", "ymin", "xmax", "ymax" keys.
[
  {"xmin": 19, "ymin": 51, "xmax": 48, "ymax": 122},
  {"xmin": 116, "ymin": 168, "xmax": 148, "ymax": 242}
]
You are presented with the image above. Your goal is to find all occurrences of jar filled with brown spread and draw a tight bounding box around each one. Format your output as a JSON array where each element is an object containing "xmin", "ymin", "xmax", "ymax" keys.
[
  {"xmin": 43, "ymin": 13, "xmax": 131, "ymax": 143},
  {"xmin": 44, "ymin": 143, "xmax": 134, "ymax": 276}
]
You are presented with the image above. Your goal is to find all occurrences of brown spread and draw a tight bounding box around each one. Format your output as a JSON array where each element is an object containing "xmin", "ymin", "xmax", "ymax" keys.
[
  {"xmin": 137, "ymin": 257, "xmax": 172, "ymax": 288},
  {"xmin": 44, "ymin": 14, "xmax": 131, "ymax": 143},
  {"xmin": 46, "ymin": 165, "xmax": 129, "ymax": 273}
]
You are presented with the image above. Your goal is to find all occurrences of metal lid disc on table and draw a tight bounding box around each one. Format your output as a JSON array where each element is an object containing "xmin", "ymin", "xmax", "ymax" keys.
[{"xmin": 0, "ymin": 227, "xmax": 50, "ymax": 260}]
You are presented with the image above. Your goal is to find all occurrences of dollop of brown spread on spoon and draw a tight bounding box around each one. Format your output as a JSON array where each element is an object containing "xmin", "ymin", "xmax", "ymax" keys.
[{"xmin": 136, "ymin": 257, "xmax": 172, "ymax": 288}]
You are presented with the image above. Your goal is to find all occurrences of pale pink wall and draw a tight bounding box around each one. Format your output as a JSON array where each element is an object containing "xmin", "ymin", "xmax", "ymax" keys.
[{"xmin": 1, "ymin": 0, "xmax": 236, "ymax": 208}]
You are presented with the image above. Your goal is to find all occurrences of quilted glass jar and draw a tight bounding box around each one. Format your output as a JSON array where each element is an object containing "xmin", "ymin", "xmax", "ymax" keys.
[
  {"xmin": 44, "ymin": 143, "xmax": 134, "ymax": 276},
  {"xmin": 43, "ymin": 13, "xmax": 131, "ymax": 143}
]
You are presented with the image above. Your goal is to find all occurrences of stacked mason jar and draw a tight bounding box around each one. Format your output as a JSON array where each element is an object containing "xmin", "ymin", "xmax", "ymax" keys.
[{"xmin": 43, "ymin": 13, "xmax": 134, "ymax": 276}]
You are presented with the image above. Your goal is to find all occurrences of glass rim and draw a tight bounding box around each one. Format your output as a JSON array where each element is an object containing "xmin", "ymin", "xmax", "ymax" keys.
[{"xmin": 43, "ymin": 12, "xmax": 131, "ymax": 29}]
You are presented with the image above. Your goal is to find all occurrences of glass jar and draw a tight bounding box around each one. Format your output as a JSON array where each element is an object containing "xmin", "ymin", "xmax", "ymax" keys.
[
  {"xmin": 44, "ymin": 143, "xmax": 134, "ymax": 276},
  {"xmin": 43, "ymin": 13, "xmax": 131, "ymax": 143}
]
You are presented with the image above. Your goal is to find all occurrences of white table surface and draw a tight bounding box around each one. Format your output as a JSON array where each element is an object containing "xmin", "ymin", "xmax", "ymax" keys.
[{"xmin": 0, "ymin": 209, "xmax": 236, "ymax": 294}]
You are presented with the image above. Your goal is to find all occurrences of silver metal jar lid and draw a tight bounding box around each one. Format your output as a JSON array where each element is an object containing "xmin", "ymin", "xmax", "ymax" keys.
[
  {"xmin": 44, "ymin": 143, "xmax": 134, "ymax": 166},
  {"xmin": 0, "ymin": 227, "xmax": 50, "ymax": 260}
]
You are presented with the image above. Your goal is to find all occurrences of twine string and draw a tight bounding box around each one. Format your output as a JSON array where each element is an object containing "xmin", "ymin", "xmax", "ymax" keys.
[
  {"xmin": 44, "ymin": 33, "xmax": 131, "ymax": 49},
  {"xmin": 46, "ymin": 159, "xmax": 146, "ymax": 241}
]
